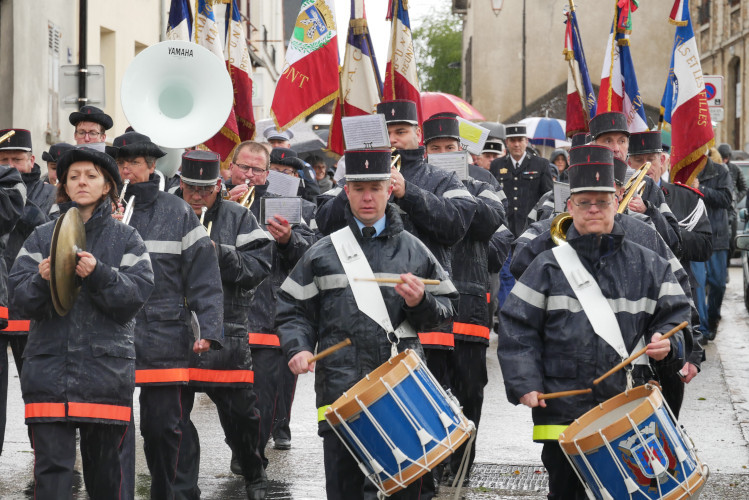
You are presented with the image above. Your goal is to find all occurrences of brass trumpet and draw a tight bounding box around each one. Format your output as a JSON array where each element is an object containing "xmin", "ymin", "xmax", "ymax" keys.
[
  {"xmin": 617, "ymin": 162, "xmax": 650, "ymax": 213},
  {"xmin": 390, "ymin": 147, "xmax": 401, "ymax": 172},
  {"xmin": 550, "ymin": 211, "xmax": 573, "ymax": 246},
  {"xmin": 238, "ymin": 180, "xmax": 255, "ymax": 208}
]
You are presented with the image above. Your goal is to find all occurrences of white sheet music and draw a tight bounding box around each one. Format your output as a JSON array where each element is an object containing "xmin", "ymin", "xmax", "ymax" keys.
[
  {"xmin": 266, "ymin": 170, "xmax": 301, "ymax": 197},
  {"xmin": 261, "ymin": 197, "xmax": 303, "ymax": 225},
  {"xmin": 456, "ymin": 118, "xmax": 489, "ymax": 155},
  {"xmin": 427, "ymin": 151, "xmax": 469, "ymax": 181},
  {"xmin": 553, "ymin": 181, "xmax": 570, "ymax": 214},
  {"xmin": 342, "ymin": 115, "xmax": 390, "ymax": 150}
]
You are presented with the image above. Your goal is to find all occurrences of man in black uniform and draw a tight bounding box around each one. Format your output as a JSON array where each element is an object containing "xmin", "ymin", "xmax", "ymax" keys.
[{"xmin": 717, "ymin": 143, "xmax": 747, "ymax": 257}]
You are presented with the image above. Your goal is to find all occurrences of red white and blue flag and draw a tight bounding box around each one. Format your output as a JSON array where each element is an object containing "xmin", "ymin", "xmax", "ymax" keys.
[
  {"xmin": 597, "ymin": 0, "xmax": 648, "ymax": 133},
  {"xmin": 328, "ymin": 0, "xmax": 383, "ymax": 155},
  {"xmin": 563, "ymin": 8, "xmax": 596, "ymax": 137},
  {"xmin": 166, "ymin": 0, "xmax": 192, "ymax": 40},
  {"xmin": 384, "ymin": 0, "xmax": 422, "ymax": 124},
  {"xmin": 225, "ymin": 0, "xmax": 255, "ymax": 141},
  {"xmin": 271, "ymin": 0, "xmax": 339, "ymax": 131},
  {"xmin": 660, "ymin": 0, "xmax": 714, "ymax": 185}
]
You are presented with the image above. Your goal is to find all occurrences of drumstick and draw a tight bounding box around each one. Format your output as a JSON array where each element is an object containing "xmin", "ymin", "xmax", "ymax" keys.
[
  {"xmin": 537, "ymin": 388, "xmax": 592, "ymax": 400},
  {"xmin": 593, "ymin": 321, "xmax": 688, "ymax": 386},
  {"xmin": 308, "ymin": 338, "xmax": 352, "ymax": 363},
  {"xmin": 354, "ymin": 277, "xmax": 441, "ymax": 285}
]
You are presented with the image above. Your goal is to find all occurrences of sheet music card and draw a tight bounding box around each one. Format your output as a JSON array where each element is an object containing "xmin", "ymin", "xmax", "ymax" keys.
[
  {"xmin": 261, "ymin": 197, "xmax": 303, "ymax": 226},
  {"xmin": 553, "ymin": 181, "xmax": 570, "ymax": 214},
  {"xmin": 456, "ymin": 118, "xmax": 489, "ymax": 155},
  {"xmin": 427, "ymin": 151, "xmax": 469, "ymax": 181},
  {"xmin": 341, "ymin": 115, "xmax": 390, "ymax": 150},
  {"xmin": 266, "ymin": 170, "xmax": 301, "ymax": 197}
]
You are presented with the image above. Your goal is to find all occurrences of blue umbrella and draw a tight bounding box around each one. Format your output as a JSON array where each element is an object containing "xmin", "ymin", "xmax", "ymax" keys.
[{"xmin": 519, "ymin": 117, "xmax": 567, "ymax": 147}]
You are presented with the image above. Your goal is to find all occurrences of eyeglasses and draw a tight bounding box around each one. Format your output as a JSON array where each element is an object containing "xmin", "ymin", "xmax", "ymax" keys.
[
  {"xmin": 271, "ymin": 166, "xmax": 296, "ymax": 176},
  {"xmin": 571, "ymin": 199, "xmax": 613, "ymax": 211},
  {"xmin": 233, "ymin": 163, "xmax": 267, "ymax": 175},
  {"xmin": 183, "ymin": 183, "xmax": 217, "ymax": 196},
  {"xmin": 74, "ymin": 130, "xmax": 102, "ymax": 139}
]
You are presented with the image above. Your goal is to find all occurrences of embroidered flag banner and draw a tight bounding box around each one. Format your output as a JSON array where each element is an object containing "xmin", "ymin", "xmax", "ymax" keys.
[
  {"xmin": 383, "ymin": 0, "xmax": 422, "ymax": 124},
  {"xmin": 563, "ymin": 8, "xmax": 596, "ymax": 137},
  {"xmin": 225, "ymin": 0, "xmax": 255, "ymax": 141}
]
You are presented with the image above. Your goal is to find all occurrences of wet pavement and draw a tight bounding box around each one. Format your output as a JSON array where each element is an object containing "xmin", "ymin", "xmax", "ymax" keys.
[{"xmin": 1, "ymin": 266, "xmax": 749, "ymax": 498}]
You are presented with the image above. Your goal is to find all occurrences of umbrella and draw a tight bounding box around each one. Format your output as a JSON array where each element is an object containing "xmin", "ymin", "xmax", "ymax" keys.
[
  {"xmin": 420, "ymin": 92, "xmax": 485, "ymax": 121},
  {"xmin": 519, "ymin": 117, "xmax": 567, "ymax": 147}
]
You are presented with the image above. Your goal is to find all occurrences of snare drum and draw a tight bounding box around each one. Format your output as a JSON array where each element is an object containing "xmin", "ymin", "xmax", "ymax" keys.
[
  {"xmin": 559, "ymin": 384, "xmax": 708, "ymax": 500},
  {"xmin": 325, "ymin": 349, "xmax": 475, "ymax": 496}
]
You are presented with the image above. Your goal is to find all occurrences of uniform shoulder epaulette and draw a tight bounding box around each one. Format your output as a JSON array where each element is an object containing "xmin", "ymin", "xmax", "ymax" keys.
[{"xmin": 674, "ymin": 182, "xmax": 704, "ymax": 197}]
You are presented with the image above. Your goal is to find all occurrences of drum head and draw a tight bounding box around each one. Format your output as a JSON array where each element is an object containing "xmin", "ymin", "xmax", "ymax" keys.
[{"xmin": 49, "ymin": 208, "xmax": 86, "ymax": 316}]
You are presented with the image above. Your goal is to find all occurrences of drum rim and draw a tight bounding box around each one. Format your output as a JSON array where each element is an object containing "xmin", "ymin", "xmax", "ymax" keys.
[
  {"xmin": 558, "ymin": 385, "xmax": 663, "ymax": 454},
  {"xmin": 325, "ymin": 349, "xmax": 421, "ymax": 425}
]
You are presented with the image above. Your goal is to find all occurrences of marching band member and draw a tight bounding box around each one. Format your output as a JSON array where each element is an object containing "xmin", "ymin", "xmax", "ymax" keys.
[
  {"xmin": 269, "ymin": 147, "xmax": 321, "ymax": 203},
  {"xmin": 176, "ymin": 151, "xmax": 273, "ymax": 499},
  {"xmin": 69, "ymin": 105, "xmax": 113, "ymax": 145},
  {"xmin": 277, "ymin": 148, "xmax": 457, "ymax": 500},
  {"xmin": 498, "ymin": 145, "xmax": 690, "ymax": 500},
  {"xmin": 41, "ymin": 143, "xmax": 74, "ymax": 185},
  {"xmin": 113, "ymin": 131, "xmax": 224, "ymax": 499},
  {"xmin": 9, "ymin": 147, "xmax": 154, "ymax": 498}
]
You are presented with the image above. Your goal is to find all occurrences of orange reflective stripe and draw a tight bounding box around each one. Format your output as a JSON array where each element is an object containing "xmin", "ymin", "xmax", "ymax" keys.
[
  {"xmin": 68, "ymin": 402, "xmax": 131, "ymax": 422},
  {"xmin": 486, "ymin": 293, "xmax": 491, "ymax": 304},
  {"xmin": 248, "ymin": 333, "xmax": 280, "ymax": 347},
  {"xmin": 135, "ymin": 368, "xmax": 190, "ymax": 384},
  {"xmin": 0, "ymin": 307, "xmax": 7, "ymax": 319},
  {"xmin": 2, "ymin": 320, "xmax": 30, "ymax": 331},
  {"xmin": 189, "ymin": 368, "xmax": 254, "ymax": 384},
  {"xmin": 418, "ymin": 332, "xmax": 454, "ymax": 347},
  {"xmin": 453, "ymin": 322, "xmax": 490, "ymax": 340},
  {"xmin": 25, "ymin": 402, "xmax": 66, "ymax": 419}
]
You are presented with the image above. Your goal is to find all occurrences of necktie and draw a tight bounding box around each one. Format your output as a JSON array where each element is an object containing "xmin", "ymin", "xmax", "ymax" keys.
[{"xmin": 362, "ymin": 226, "xmax": 376, "ymax": 238}]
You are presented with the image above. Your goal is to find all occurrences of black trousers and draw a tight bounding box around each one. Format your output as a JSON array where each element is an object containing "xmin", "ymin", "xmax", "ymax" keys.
[
  {"xmin": 252, "ymin": 347, "xmax": 281, "ymax": 467},
  {"xmin": 272, "ymin": 365, "xmax": 297, "ymax": 442},
  {"xmin": 0, "ymin": 335, "xmax": 26, "ymax": 456},
  {"xmin": 321, "ymin": 429, "xmax": 431, "ymax": 500},
  {"xmin": 541, "ymin": 442, "xmax": 587, "ymax": 500},
  {"xmin": 30, "ymin": 421, "xmax": 128, "ymax": 500},
  {"xmin": 658, "ymin": 370, "xmax": 686, "ymax": 419},
  {"xmin": 177, "ymin": 385, "xmax": 266, "ymax": 498}
]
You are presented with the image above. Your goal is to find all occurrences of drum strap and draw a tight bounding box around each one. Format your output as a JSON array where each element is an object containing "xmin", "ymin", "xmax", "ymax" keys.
[
  {"xmin": 331, "ymin": 225, "xmax": 415, "ymax": 358},
  {"xmin": 552, "ymin": 243, "xmax": 648, "ymax": 384}
]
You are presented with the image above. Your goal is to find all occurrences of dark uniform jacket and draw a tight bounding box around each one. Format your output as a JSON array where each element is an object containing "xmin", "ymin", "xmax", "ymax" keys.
[
  {"xmin": 127, "ymin": 176, "xmax": 224, "ymax": 385},
  {"xmin": 697, "ymin": 158, "xmax": 733, "ymax": 251},
  {"xmin": 184, "ymin": 195, "xmax": 274, "ymax": 388},
  {"xmin": 639, "ymin": 175, "xmax": 683, "ymax": 258},
  {"xmin": 660, "ymin": 181, "xmax": 712, "ymax": 272},
  {"xmin": 9, "ymin": 200, "xmax": 154, "ymax": 425},
  {"xmin": 276, "ymin": 205, "xmax": 457, "ymax": 421},
  {"xmin": 0, "ymin": 167, "xmax": 25, "ymax": 330},
  {"xmin": 489, "ymin": 153, "xmax": 554, "ymax": 237},
  {"xmin": 498, "ymin": 222, "xmax": 689, "ymax": 440},
  {"xmin": 527, "ymin": 189, "xmax": 556, "ymax": 226},
  {"xmin": 469, "ymin": 163, "xmax": 501, "ymax": 191}
]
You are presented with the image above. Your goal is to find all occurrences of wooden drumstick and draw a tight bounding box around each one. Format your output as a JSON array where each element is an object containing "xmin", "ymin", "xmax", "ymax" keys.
[
  {"xmin": 308, "ymin": 338, "xmax": 352, "ymax": 363},
  {"xmin": 593, "ymin": 321, "xmax": 688, "ymax": 386},
  {"xmin": 354, "ymin": 277, "xmax": 441, "ymax": 285},
  {"xmin": 537, "ymin": 388, "xmax": 592, "ymax": 400}
]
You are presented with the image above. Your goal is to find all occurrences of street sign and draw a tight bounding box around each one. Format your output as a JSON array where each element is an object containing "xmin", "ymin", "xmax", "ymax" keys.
[
  {"xmin": 60, "ymin": 64, "xmax": 106, "ymax": 108},
  {"xmin": 704, "ymin": 75, "xmax": 724, "ymax": 107},
  {"xmin": 709, "ymin": 107, "xmax": 724, "ymax": 123}
]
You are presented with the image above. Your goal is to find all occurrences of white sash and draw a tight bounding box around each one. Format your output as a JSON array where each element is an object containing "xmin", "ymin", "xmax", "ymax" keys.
[
  {"xmin": 552, "ymin": 243, "xmax": 648, "ymax": 377},
  {"xmin": 330, "ymin": 226, "xmax": 415, "ymax": 357}
]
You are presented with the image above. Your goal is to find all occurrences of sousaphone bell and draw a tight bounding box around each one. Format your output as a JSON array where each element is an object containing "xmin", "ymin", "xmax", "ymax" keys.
[{"xmin": 49, "ymin": 207, "xmax": 86, "ymax": 316}]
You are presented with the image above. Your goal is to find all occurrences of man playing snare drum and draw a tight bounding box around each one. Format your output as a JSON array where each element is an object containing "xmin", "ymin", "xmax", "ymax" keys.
[
  {"xmin": 276, "ymin": 148, "xmax": 458, "ymax": 500},
  {"xmin": 497, "ymin": 144, "xmax": 691, "ymax": 499}
]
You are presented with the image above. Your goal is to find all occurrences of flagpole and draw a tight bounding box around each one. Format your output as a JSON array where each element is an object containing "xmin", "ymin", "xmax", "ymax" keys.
[
  {"xmin": 568, "ymin": 0, "xmax": 574, "ymax": 13},
  {"xmin": 388, "ymin": 0, "xmax": 398, "ymax": 100}
]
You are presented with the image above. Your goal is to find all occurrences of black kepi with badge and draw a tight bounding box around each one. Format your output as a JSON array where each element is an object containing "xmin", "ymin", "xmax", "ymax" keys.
[
  {"xmin": 181, "ymin": 151, "xmax": 220, "ymax": 185},
  {"xmin": 567, "ymin": 144, "xmax": 615, "ymax": 193},
  {"xmin": 504, "ymin": 124, "xmax": 528, "ymax": 138},
  {"xmin": 344, "ymin": 149, "xmax": 392, "ymax": 182},
  {"xmin": 422, "ymin": 116, "xmax": 460, "ymax": 143},
  {"xmin": 629, "ymin": 131, "xmax": 663, "ymax": 156},
  {"xmin": 588, "ymin": 111, "xmax": 629, "ymax": 139},
  {"xmin": 376, "ymin": 100, "xmax": 419, "ymax": 125},
  {"xmin": 0, "ymin": 128, "xmax": 32, "ymax": 151}
]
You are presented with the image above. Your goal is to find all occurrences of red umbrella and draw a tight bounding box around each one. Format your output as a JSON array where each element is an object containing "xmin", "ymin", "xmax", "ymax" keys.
[{"xmin": 420, "ymin": 92, "xmax": 486, "ymax": 121}]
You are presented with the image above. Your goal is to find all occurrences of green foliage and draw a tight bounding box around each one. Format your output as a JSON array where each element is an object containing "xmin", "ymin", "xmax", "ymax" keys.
[{"xmin": 412, "ymin": 5, "xmax": 462, "ymax": 95}]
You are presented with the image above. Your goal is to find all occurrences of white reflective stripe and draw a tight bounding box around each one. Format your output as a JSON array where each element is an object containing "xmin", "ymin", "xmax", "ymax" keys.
[
  {"xmin": 145, "ymin": 240, "xmax": 181, "ymax": 254},
  {"xmin": 543, "ymin": 199, "xmax": 554, "ymax": 208},
  {"xmin": 528, "ymin": 208, "xmax": 538, "ymax": 221},
  {"xmin": 510, "ymin": 281, "xmax": 546, "ymax": 309},
  {"xmin": 236, "ymin": 229, "xmax": 272, "ymax": 247},
  {"xmin": 49, "ymin": 204, "xmax": 60, "ymax": 215},
  {"xmin": 496, "ymin": 190, "xmax": 507, "ymax": 201},
  {"xmin": 668, "ymin": 256, "xmax": 684, "ymax": 273},
  {"xmin": 518, "ymin": 228, "xmax": 539, "ymax": 242},
  {"xmin": 310, "ymin": 218, "xmax": 318, "ymax": 230},
  {"xmin": 495, "ymin": 225, "xmax": 512, "ymax": 235},
  {"xmin": 659, "ymin": 281, "xmax": 684, "ymax": 298},
  {"xmin": 280, "ymin": 277, "xmax": 319, "ymax": 300},
  {"xmin": 14, "ymin": 182, "xmax": 27, "ymax": 201},
  {"xmin": 427, "ymin": 279, "xmax": 457, "ymax": 296},
  {"xmin": 120, "ymin": 252, "xmax": 150, "ymax": 268},
  {"xmin": 443, "ymin": 189, "xmax": 474, "ymax": 199},
  {"xmin": 547, "ymin": 295, "xmax": 581, "ymax": 312},
  {"xmin": 479, "ymin": 190, "xmax": 501, "ymax": 203},
  {"xmin": 182, "ymin": 225, "xmax": 208, "ymax": 251},
  {"xmin": 546, "ymin": 294, "xmax": 662, "ymax": 316},
  {"xmin": 659, "ymin": 202, "xmax": 674, "ymax": 215},
  {"xmin": 316, "ymin": 274, "xmax": 348, "ymax": 290},
  {"xmin": 324, "ymin": 187, "xmax": 342, "ymax": 197},
  {"xmin": 264, "ymin": 230, "xmax": 273, "ymax": 239},
  {"xmin": 16, "ymin": 247, "xmax": 42, "ymax": 263}
]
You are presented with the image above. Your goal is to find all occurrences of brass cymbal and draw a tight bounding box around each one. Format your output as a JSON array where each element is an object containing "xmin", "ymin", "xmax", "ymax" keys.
[{"xmin": 49, "ymin": 207, "xmax": 86, "ymax": 316}]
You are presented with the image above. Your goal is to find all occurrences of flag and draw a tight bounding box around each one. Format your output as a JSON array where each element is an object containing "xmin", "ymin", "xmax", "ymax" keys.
[
  {"xmin": 271, "ymin": 0, "xmax": 339, "ymax": 131},
  {"xmin": 328, "ymin": 0, "xmax": 383, "ymax": 155},
  {"xmin": 563, "ymin": 8, "xmax": 596, "ymax": 137},
  {"xmin": 225, "ymin": 0, "xmax": 255, "ymax": 141},
  {"xmin": 166, "ymin": 0, "xmax": 192, "ymax": 41},
  {"xmin": 660, "ymin": 0, "xmax": 714, "ymax": 185},
  {"xmin": 383, "ymin": 0, "xmax": 422, "ymax": 124},
  {"xmin": 597, "ymin": 1, "xmax": 647, "ymax": 133}
]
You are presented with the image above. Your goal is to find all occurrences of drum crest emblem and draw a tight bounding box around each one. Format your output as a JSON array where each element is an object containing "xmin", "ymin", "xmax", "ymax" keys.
[{"xmin": 618, "ymin": 421, "xmax": 678, "ymax": 488}]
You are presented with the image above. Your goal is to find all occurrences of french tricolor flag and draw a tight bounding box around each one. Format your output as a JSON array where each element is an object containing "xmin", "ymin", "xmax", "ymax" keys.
[
  {"xmin": 383, "ymin": 0, "xmax": 422, "ymax": 125},
  {"xmin": 564, "ymin": 8, "xmax": 596, "ymax": 137},
  {"xmin": 660, "ymin": 0, "xmax": 714, "ymax": 185},
  {"xmin": 328, "ymin": 0, "xmax": 383, "ymax": 155},
  {"xmin": 225, "ymin": 0, "xmax": 255, "ymax": 141},
  {"xmin": 597, "ymin": 1, "xmax": 648, "ymax": 133}
]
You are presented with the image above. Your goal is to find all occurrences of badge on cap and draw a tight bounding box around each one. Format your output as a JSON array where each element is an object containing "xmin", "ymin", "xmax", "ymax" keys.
[
  {"xmin": 365, "ymin": 160, "xmax": 369, "ymax": 169},
  {"xmin": 596, "ymin": 172, "xmax": 600, "ymax": 181}
]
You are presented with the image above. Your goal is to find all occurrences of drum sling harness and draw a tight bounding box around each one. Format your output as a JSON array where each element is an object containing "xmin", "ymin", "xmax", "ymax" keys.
[
  {"xmin": 331, "ymin": 225, "xmax": 417, "ymax": 359},
  {"xmin": 552, "ymin": 242, "xmax": 647, "ymax": 389}
]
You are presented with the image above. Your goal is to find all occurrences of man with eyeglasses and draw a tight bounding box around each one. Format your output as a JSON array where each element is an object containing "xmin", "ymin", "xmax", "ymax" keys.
[
  {"xmin": 269, "ymin": 147, "xmax": 321, "ymax": 203},
  {"xmin": 498, "ymin": 144, "xmax": 690, "ymax": 500},
  {"xmin": 69, "ymin": 106, "xmax": 113, "ymax": 145}
]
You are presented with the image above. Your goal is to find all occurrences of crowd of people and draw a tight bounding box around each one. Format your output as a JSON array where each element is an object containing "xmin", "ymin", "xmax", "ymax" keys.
[{"xmin": 0, "ymin": 101, "xmax": 742, "ymax": 499}]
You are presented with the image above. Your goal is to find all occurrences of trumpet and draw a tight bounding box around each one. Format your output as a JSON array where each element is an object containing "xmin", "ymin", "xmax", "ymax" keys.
[
  {"xmin": 617, "ymin": 162, "xmax": 650, "ymax": 213},
  {"xmin": 238, "ymin": 180, "xmax": 255, "ymax": 208},
  {"xmin": 390, "ymin": 147, "xmax": 401, "ymax": 172},
  {"xmin": 122, "ymin": 195, "xmax": 135, "ymax": 225},
  {"xmin": 550, "ymin": 211, "xmax": 573, "ymax": 246},
  {"xmin": 119, "ymin": 179, "xmax": 130, "ymax": 203}
]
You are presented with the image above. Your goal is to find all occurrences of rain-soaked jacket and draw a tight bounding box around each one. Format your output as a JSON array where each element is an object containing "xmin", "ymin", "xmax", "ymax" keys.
[
  {"xmin": 277, "ymin": 204, "xmax": 458, "ymax": 418},
  {"xmin": 0, "ymin": 166, "xmax": 25, "ymax": 330},
  {"xmin": 9, "ymin": 200, "xmax": 154, "ymax": 425},
  {"xmin": 127, "ymin": 176, "xmax": 224, "ymax": 385},
  {"xmin": 498, "ymin": 222, "xmax": 689, "ymax": 441},
  {"xmin": 697, "ymin": 158, "xmax": 733, "ymax": 251},
  {"xmin": 184, "ymin": 195, "xmax": 274, "ymax": 388},
  {"xmin": 639, "ymin": 175, "xmax": 683, "ymax": 258}
]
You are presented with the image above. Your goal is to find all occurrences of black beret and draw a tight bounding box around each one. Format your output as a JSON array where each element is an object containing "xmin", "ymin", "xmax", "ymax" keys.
[
  {"xmin": 42, "ymin": 143, "xmax": 74, "ymax": 163},
  {"xmin": 57, "ymin": 146, "xmax": 122, "ymax": 186},
  {"xmin": 113, "ymin": 132, "xmax": 165, "ymax": 159},
  {"xmin": 69, "ymin": 106, "xmax": 113, "ymax": 130}
]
